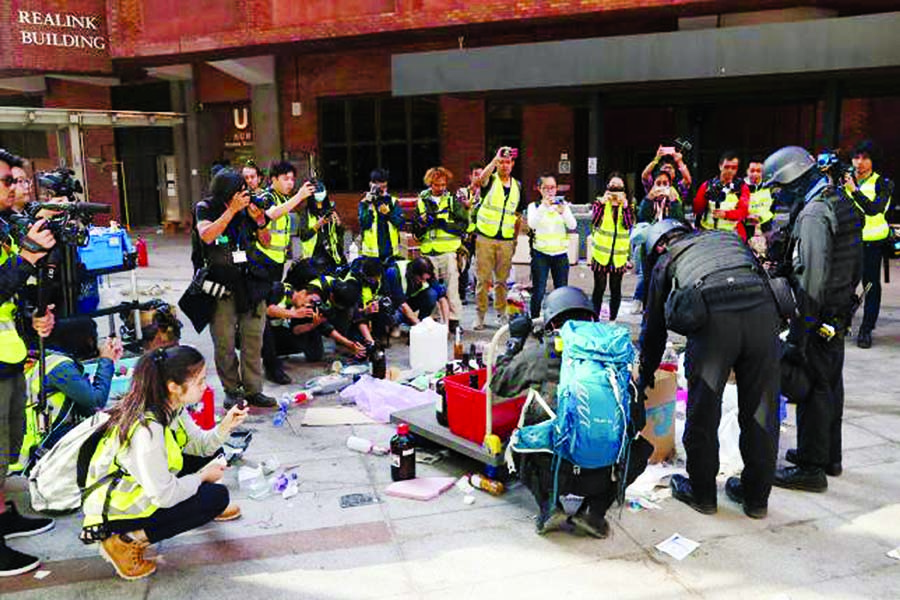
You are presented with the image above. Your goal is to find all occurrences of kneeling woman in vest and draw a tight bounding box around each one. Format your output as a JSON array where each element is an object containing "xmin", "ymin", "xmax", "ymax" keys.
[
  {"xmin": 82, "ymin": 346, "xmax": 248, "ymax": 580},
  {"xmin": 590, "ymin": 173, "xmax": 634, "ymax": 321}
]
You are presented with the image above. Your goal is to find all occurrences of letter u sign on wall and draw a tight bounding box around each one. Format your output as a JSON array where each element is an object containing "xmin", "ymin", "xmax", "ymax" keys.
[{"xmin": 233, "ymin": 107, "xmax": 249, "ymax": 130}]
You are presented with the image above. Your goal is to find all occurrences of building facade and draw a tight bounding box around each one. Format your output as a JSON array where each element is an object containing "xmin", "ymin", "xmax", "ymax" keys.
[{"xmin": 2, "ymin": 0, "xmax": 899, "ymax": 227}]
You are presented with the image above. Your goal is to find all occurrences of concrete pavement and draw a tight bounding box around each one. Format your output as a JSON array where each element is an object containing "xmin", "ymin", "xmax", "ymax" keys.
[{"xmin": 2, "ymin": 230, "xmax": 899, "ymax": 599}]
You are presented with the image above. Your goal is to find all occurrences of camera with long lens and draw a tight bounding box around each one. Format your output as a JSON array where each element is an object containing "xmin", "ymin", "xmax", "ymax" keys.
[
  {"xmin": 9, "ymin": 168, "xmax": 107, "ymax": 248},
  {"xmin": 816, "ymin": 150, "xmax": 854, "ymax": 184},
  {"xmin": 377, "ymin": 295, "xmax": 393, "ymax": 313}
]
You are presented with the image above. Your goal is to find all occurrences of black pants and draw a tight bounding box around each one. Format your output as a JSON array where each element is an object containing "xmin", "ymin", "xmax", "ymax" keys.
[
  {"xmin": 860, "ymin": 241, "xmax": 884, "ymax": 333},
  {"xmin": 793, "ymin": 334, "xmax": 845, "ymax": 468},
  {"xmin": 105, "ymin": 455, "xmax": 228, "ymax": 544},
  {"xmin": 262, "ymin": 321, "xmax": 326, "ymax": 373},
  {"xmin": 683, "ymin": 304, "xmax": 780, "ymax": 507},
  {"xmin": 592, "ymin": 270, "xmax": 624, "ymax": 320},
  {"xmin": 519, "ymin": 436, "xmax": 652, "ymax": 519}
]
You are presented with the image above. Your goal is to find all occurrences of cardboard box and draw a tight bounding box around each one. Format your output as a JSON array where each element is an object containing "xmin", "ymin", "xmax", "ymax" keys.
[{"xmin": 641, "ymin": 370, "xmax": 678, "ymax": 464}]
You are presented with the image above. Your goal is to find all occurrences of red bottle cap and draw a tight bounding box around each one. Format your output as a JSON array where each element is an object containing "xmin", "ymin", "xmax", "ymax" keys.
[{"xmin": 397, "ymin": 423, "xmax": 410, "ymax": 435}]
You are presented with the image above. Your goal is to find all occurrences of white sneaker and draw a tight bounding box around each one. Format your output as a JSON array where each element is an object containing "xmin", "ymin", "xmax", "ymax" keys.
[{"xmin": 629, "ymin": 301, "xmax": 643, "ymax": 315}]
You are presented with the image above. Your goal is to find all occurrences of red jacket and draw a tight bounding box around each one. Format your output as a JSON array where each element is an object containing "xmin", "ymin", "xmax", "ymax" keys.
[{"xmin": 693, "ymin": 179, "xmax": 750, "ymax": 241}]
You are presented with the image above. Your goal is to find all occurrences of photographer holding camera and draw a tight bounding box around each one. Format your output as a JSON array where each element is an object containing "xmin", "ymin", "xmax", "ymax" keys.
[
  {"xmin": 298, "ymin": 181, "xmax": 346, "ymax": 273},
  {"xmin": 641, "ymin": 143, "xmax": 693, "ymax": 201},
  {"xmin": 359, "ymin": 169, "xmax": 405, "ymax": 267},
  {"xmin": 694, "ymin": 151, "xmax": 750, "ymax": 241},
  {"xmin": 196, "ymin": 168, "xmax": 277, "ymax": 409},
  {"xmin": 0, "ymin": 149, "xmax": 57, "ymax": 576},
  {"xmin": 590, "ymin": 173, "xmax": 634, "ymax": 322},
  {"xmin": 250, "ymin": 161, "xmax": 316, "ymax": 283},
  {"xmin": 527, "ymin": 174, "xmax": 576, "ymax": 317},
  {"xmin": 415, "ymin": 167, "xmax": 469, "ymax": 333}
]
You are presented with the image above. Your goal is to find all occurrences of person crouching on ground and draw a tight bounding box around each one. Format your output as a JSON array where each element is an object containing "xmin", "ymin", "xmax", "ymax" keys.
[{"xmin": 81, "ymin": 345, "xmax": 248, "ymax": 580}]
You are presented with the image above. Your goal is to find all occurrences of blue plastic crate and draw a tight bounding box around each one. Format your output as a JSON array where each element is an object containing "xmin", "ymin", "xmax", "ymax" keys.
[{"xmin": 77, "ymin": 228, "xmax": 131, "ymax": 271}]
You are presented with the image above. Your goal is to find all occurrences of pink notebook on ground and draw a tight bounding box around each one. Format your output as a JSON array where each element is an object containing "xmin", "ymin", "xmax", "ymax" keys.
[{"xmin": 384, "ymin": 477, "xmax": 456, "ymax": 501}]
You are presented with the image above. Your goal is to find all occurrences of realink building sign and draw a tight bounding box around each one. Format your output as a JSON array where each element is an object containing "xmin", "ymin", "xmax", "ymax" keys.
[{"xmin": 18, "ymin": 10, "xmax": 107, "ymax": 51}]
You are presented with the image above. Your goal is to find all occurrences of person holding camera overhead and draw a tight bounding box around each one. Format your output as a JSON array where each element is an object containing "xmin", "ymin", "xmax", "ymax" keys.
[
  {"xmin": 472, "ymin": 147, "xmax": 526, "ymax": 330},
  {"xmin": 196, "ymin": 168, "xmax": 298, "ymax": 409},
  {"xmin": 298, "ymin": 181, "xmax": 346, "ymax": 273},
  {"xmin": 359, "ymin": 168, "xmax": 405, "ymax": 267},
  {"xmin": 0, "ymin": 149, "xmax": 58, "ymax": 576},
  {"xmin": 694, "ymin": 151, "xmax": 750, "ymax": 241},
  {"xmin": 414, "ymin": 167, "xmax": 468, "ymax": 333},
  {"xmin": 590, "ymin": 173, "xmax": 634, "ymax": 321},
  {"xmin": 641, "ymin": 143, "xmax": 693, "ymax": 202},
  {"xmin": 527, "ymin": 174, "xmax": 576, "ymax": 318},
  {"xmin": 250, "ymin": 161, "xmax": 316, "ymax": 283}
]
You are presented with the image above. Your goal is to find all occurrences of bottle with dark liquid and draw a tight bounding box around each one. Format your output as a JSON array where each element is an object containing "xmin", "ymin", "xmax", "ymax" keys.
[
  {"xmin": 435, "ymin": 363, "xmax": 451, "ymax": 427},
  {"xmin": 469, "ymin": 371, "xmax": 480, "ymax": 391},
  {"xmin": 390, "ymin": 423, "xmax": 416, "ymax": 481},
  {"xmin": 370, "ymin": 345, "xmax": 386, "ymax": 379},
  {"xmin": 453, "ymin": 328, "xmax": 464, "ymax": 361}
]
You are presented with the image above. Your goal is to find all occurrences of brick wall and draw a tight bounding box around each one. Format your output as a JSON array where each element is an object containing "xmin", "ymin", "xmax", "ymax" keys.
[
  {"xmin": 522, "ymin": 104, "xmax": 575, "ymax": 204},
  {"xmin": 43, "ymin": 78, "xmax": 118, "ymax": 224},
  {"xmin": 1, "ymin": 0, "xmax": 111, "ymax": 74},
  {"xmin": 440, "ymin": 97, "xmax": 486, "ymax": 190},
  {"xmin": 107, "ymin": 0, "xmax": 791, "ymax": 60}
]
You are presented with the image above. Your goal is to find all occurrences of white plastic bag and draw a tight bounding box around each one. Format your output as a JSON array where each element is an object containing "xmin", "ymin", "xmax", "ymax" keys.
[{"xmin": 340, "ymin": 375, "xmax": 437, "ymax": 422}]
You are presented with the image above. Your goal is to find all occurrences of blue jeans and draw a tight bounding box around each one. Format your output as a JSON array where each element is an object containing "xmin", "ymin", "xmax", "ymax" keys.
[{"xmin": 530, "ymin": 252, "xmax": 570, "ymax": 317}]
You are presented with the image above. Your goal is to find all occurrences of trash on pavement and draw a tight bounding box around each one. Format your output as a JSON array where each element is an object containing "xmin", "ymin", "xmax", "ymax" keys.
[
  {"xmin": 656, "ymin": 533, "xmax": 700, "ymax": 561},
  {"xmin": 346, "ymin": 435, "xmax": 388, "ymax": 454},
  {"xmin": 340, "ymin": 493, "xmax": 380, "ymax": 508},
  {"xmin": 340, "ymin": 375, "xmax": 437, "ymax": 422},
  {"xmin": 301, "ymin": 406, "xmax": 377, "ymax": 426},
  {"xmin": 887, "ymin": 545, "xmax": 900, "ymax": 560},
  {"xmin": 384, "ymin": 476, "xmax": 456, "ymax": 501}
]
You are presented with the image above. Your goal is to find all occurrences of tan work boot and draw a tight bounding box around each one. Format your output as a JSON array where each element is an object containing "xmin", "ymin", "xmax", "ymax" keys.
[
  {"xmin": 214, "ymin": 503, "xmax": 242, "ymax": 522},
  {"xmin": 99, "ymin": 534, "xmax": 156, "ymax": 580}
]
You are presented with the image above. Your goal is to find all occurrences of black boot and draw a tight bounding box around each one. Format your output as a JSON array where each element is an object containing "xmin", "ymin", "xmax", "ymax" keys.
[
  {"xmin": 265, "ymin": 368, "xmax": 292, "ymax": 385},
  {"xmin": 670, "ymin": 474, "xmax": 717, "ymax": 515},
  {"xmin": 773, "ymin": 465, "xmax": 827, "ymax": 493},
  {"xmin": 724, "ymin": 477, "xmax": 767, "ymax": 519},
  {"xmin": 856, "ymin": 328, "xmax": 872, "ymax": 349},
  {"xmin": 785, "ymin": 449, "xmax": 842, "ymax": 477}
]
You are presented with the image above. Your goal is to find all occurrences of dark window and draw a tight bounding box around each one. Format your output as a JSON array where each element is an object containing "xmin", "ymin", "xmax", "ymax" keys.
[{"xmin": 319, "ymin": 95, "xmax": 440, "ymax": 192}]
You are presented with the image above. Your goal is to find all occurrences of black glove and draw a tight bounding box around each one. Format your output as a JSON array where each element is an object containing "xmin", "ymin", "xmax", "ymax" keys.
[{"xmin": 628, "ymin": 385, "xmax": 647, "ymax": 437}]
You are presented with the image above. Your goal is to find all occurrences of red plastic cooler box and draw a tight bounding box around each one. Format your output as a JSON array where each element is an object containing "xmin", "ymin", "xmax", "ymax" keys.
[{"xmin": 444, "ymin": 368, "xmax": 526, "ymax": 444}]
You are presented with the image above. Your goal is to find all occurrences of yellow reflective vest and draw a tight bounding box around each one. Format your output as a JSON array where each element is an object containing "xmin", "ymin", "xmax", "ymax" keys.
[
  {"xmin": 417, "ymin": 192, "xmax": 463, "ymax": 255},
  {"xmin": 848, "ymin": 172, "xmax": 890, "ymax": 242},
  {"xmin": 301, "ymin": 211, "xmax": 343, "ymax": 265},
  {"xmin": 256, "ymin": 189, "xmax": 291, "ymax": 264},
  {"xmin": 83, "ymin": 414, "xmax": 189, "ymax": 528},
  {"xmin": 0, "ymin": 242, "xmax": 27, "ymax": 366},
  {"xmin": 748, "ymin": 186, "xmax": 774, "ymax": 226},
  {"xmin": 476, "ymin": 174, "xmax": 520, "ymax": 239},
  {"xmin": 532, "ymin": 207, "xmax": 569, "ymax": 256},
  {"xmin": 700, "ymin": 187, "xmax": 740, "ymax": 233},
  {"xmin": 591, "ymin": 205, "xmax": 630, "ymax": 269},
  {"xmin": 361, "ymin": 199, "xmax": 401, "ymax": 259}
]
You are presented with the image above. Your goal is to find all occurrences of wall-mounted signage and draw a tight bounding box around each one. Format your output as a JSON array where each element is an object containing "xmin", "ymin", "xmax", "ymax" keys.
[{"xmin": 17, "ymin": 10, "xmax": 107, "ymax": 51}]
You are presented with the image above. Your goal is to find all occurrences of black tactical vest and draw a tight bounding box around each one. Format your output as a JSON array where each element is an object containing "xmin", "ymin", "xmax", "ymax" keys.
[
  {"xmin": 667, "ymin": 231, "xmax": 767, "ymax": 312},
  {"xmin": 815, "ymin": 187, "xmax": 863, "ymax": 318}
]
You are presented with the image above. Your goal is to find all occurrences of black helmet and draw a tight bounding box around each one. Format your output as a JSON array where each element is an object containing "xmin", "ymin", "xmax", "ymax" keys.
[
  {"xmin": 541, "ymin": 286, "xmax": 595, "ymax": 328},
  {"xmin": 762, "ymin": 146, "xmax": 816, "ymax": 188},
  {"xmin": 644, "ymin": 219, "xmax": 690, "ymax": 258}
]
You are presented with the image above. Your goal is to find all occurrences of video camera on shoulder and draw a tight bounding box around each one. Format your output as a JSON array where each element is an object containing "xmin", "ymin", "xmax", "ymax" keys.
[
  {"xmin": 816, "ymin": 150, "xmax": 854, "ymax": 184},
  {"xmin": 9, "ymin": 167, "xmax": 108, "ymax": 247}
]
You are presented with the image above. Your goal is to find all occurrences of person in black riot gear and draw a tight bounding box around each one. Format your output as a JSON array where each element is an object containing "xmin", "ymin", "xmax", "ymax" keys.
[
  {"xmin": 762, "ymin": 146, "xmax": 863, "ymax": 492},
  {"xmin": 637, "ymin": 219, "xmax": 781, "ymax": 519}
]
